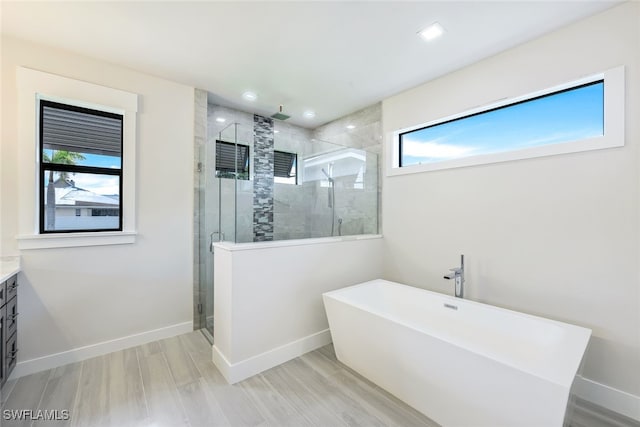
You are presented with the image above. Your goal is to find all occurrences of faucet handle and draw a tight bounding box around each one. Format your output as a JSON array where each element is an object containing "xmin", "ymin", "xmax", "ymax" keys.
[{"xmin": 444, "ymin": 267, "xmax": 462, "ymax": 280}]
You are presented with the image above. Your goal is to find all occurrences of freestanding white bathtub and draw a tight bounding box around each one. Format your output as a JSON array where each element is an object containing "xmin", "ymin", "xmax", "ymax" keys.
[{"xmin": 323, "ymin": 279, "xmax": 591, "ymax": 427}]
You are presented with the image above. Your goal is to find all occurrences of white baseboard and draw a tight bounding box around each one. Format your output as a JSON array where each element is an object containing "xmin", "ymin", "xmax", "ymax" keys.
[
  {"xmin": 211, "ymin": 345, "xmax": 233, "ymax": 382},
  {"xmin": 10, "ymin": 321, "xmax": 193, "ymax": 379},
  {"xmin": 212, "ymin": 329, "xmax": 332, "ymax": 384},
  {"xmin": 573, "ymin": 375, "xmax": 640, "ymax": 421}
]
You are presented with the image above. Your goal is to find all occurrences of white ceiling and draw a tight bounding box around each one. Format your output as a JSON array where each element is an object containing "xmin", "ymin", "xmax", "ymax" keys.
[{"xmin": 1, "ymin": 1, "xmax": 620, "ymax": 128}]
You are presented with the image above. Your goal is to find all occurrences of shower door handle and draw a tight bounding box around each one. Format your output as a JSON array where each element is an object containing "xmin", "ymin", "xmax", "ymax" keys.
[{"xmin": 209, "ymin": 231, "xmax": 225, "ymax": 252}]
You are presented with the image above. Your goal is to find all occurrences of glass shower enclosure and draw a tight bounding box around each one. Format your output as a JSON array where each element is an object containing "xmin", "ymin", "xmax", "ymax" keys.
[
  {"xmin": 197, "ymin": 122, "xmax": 248, "ymax": 340},
  {"xmin": 196, "ymin": 107, "xmax": 380, "ymax": 341}
]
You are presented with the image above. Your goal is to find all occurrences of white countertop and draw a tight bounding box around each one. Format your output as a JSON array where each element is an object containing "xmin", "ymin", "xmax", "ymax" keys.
[{"xmin": 0, "ymin": 257, "xmax": 21, "ymax": 283}]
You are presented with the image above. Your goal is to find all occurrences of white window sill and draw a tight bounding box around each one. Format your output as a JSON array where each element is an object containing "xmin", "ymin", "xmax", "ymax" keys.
[{"xmin": 17, "ymin": 231, "xmax": 137, "ymax": 250}]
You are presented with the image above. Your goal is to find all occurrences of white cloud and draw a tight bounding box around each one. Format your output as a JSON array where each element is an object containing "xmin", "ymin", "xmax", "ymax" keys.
[
  {"xmin": 517, "ymin": 130, "xmax": 601, "ymax": 148},
  {"xmin": 402, "ymin": 138, "xmax": 476, "ymax": 160},
  {"xmin": 71, "ymin": 174, "xmax": 119, "ymax": 195}
]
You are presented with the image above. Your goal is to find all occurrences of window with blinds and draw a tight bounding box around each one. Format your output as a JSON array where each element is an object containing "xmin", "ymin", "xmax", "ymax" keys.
[
  {"xmin": 39, "ymin": 100, "xmax": 123, "ymax": 233},
  {"xmin": 215, "ymin": 140, "xmax": 250, "ymax": 180},
  {"xmin": 274, "ymin": 150, "xmax": 297, "ymax": 184}
]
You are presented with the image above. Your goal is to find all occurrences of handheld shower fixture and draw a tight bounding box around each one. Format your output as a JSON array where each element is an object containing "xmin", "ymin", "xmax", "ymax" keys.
[
  {"xmin": 321, "ymin": 168, "xmax": 336, "ymax": 235},
  {"xmin": 321, "ymin": 168, "xmax": 334, "ymax": 183},
  {"xmin": 321, "ymin": 168, "xmax": 334, "ymax": 208}
]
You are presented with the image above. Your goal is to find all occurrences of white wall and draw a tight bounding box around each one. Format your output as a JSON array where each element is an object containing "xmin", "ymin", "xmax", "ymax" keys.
[
  {"xmin": 1, "ymin": 36, "xmax": 194, "ymax": 374},
  {"xmin": 382, "ymin": 1, "xmax": 639, "ymax": 415},
  {"xmin": 212, "ymin": 236, "xmax": 383, "ymax": 383}
]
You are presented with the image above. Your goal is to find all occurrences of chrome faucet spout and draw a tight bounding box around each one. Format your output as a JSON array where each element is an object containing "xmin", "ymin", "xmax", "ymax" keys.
[{"xmin": 443, "ymin": 254, "xmax": 465, "ymax": 298}]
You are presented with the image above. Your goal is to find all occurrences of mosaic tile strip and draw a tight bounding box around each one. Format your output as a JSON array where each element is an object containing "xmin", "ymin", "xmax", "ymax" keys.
[{"xmin": 253, "ymin": 114, "xmax": 274, "ymax": 241}]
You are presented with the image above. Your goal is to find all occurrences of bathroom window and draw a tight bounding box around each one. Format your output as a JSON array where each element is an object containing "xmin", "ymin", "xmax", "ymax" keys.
[
  {"xmin": 274, "ymin": 150, "xmax": 297, "ymax": 185},
  {"xmin": 389, "ymin": 66, "xmax": 624, "ymax": 175},
  {"xmin": 39, "ymin": 100, "xmax": 123, "ymax": 233},
  {"xmin": 17, "ymin": 67, "xmax": 137, "ymax": 249},
  {"xmin": 216, "ymin": 140, "xmax": 250, "ymax": 180}
]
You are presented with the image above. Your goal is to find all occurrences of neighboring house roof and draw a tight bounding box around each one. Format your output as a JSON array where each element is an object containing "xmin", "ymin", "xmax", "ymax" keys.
[
  {"xmin": 53, "ymin": 179, "xmax": 118, "ymax": 207},
  {"xmin": 53, "ymin": 177, "xmax": 73, "ymax": 188}
]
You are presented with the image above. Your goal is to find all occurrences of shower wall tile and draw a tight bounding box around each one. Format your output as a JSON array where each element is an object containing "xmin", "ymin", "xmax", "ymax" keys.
[
  {"xmin": 312, "ymin": 102, "xmax": 382, "ymax": 235},
  {"xmin": 272, "ymin": 120, "xmax": 314, "ymax": 239},
  {"xmin": 236, "ymin": 183, "xmax": 254, "ymax": 243},
  {"xmin": 313, "ymin": 102, "xmax": 382, "ymax": 149},
  {"xmin": 253, "ymin": 114, "xmax": 275, "ymax": 241},
  {"xmin": 274, "ymin": 183, "xmax": 310, "ymax": 240}
]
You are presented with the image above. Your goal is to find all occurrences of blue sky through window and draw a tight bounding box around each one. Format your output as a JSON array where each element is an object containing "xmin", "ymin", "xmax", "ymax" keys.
[
  {"xmin": 80, "ymin": 154, "xmax": 121, "ymax": 169},
  {"xmin": 43, "ymin": 150, "xmax": 121, "ymax": 169},
  {"xmin": 400, "ymin": 81, "xmax": 604, "ymax": 166},
  {"xmin": 43, "ymin": 151, "xmax": 121, "ymax": 194}
]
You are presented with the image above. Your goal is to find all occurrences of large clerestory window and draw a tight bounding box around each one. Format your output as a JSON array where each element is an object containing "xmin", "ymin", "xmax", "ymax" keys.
[{"xmin": 389, "ymin": 66, "xmax": 624, "ymax": 175}]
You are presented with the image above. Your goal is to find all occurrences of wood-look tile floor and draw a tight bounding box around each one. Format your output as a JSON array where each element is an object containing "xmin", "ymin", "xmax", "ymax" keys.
[
  {"xmin": 2, "ymin": 331, "xmax": 638, "ymax": 427},
  {"xmin": 1, "ymin": 331, "xmax": 438, "ymax": 427}
]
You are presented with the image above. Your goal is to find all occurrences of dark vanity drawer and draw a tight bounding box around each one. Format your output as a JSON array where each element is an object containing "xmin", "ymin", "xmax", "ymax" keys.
[
  {"xmin": 6, "ymin": 275, "xmax": 17, "ymax": 301},
  {"xmin": 5, "ymin": 331, "xmax": 17, "ymax": 377},
  {"xmin": 0, "ymin": 305, "xmax": 5, "ymax": 386},
  {"xmin": 1, "ymin": 274, "xmax": 17, "ymax": 387},
  {"xmin": 6, "ymin": 297, "xmax": 17, "ymax": 340},
  {"xmin": 0, "ymin": 279, "xmax": 5, "ymax": 307}
]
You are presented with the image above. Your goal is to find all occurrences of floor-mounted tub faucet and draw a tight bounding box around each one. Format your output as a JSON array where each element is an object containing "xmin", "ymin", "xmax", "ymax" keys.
[{"xmin": 443, "ymin": 254, "xmax": 465, "ymax": 298}]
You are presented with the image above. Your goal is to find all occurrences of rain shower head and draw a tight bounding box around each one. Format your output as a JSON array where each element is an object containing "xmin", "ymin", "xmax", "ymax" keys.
[
  {"xmin": 271, "ymin": 105, "xmax": 290, "ymax": 121},
  {"xmin": 271, "ymin": 112, "xmax": 290, "ymax": 120}
]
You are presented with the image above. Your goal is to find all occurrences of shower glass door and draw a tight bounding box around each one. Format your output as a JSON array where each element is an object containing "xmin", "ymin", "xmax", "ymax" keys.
[{"xmin": 199, "ymin": 122, "xmax": 245, "ymax": 340}]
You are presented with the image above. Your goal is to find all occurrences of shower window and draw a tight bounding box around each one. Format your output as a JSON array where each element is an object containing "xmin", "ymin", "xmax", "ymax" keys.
[
  {"xmin": 274, "ymin": 150, "xmax": 297, "ymax": 185},
  {"xmin": 215, "ymin": 140, "xmax": 250, "ymax": 180}
]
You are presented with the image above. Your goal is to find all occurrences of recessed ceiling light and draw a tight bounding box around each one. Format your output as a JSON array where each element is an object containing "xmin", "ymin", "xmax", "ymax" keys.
[
  {"xmin": 242, "ymin": 91, "xmax": 257, "ymax": 101},
  {"xmin": 303, "ymin": 110, "xmax": 316, "ymax": 119},
  {"xmin": 274, "ymin": 130, "xmax": 280, "ymax": 134},
  {"xmin": 346, "ymin": 124, "xmax": 356, "ymax": 130},
  {"xmin": 216, "ymin": 117, "xmax": 226, "ymax": 123},
  {"xmin": 419, "ymin": 22, "xmax": 445, "ymax": 41}
]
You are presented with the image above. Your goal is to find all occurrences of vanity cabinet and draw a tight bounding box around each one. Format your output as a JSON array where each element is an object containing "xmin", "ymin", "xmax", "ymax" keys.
[
  {"xmin": 0, "ymin": 274, "xmax": 17, "ymax": 388},
  {"xmin": 1, "ymin": 302, "xmax": 5, "ymax": 386}
]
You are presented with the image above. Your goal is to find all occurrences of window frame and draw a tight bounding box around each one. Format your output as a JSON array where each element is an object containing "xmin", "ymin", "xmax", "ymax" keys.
[
  {"xmin": 215, "ymin": 140, "xmax": 250, "ymax": 180},
  {"xmin": 274, "ymin": 150, "xmax": 298, "ymax": 185},
  {"xmin": 39, "ymin": 100, "xmax": 124, "ymax": 234},
  {"xmin": 16, "ymin": 67, "xmax": 138, "ymax": 250},
  {"xmin": 387, "ymin": 66, "xmax": 625, "ymax": 176}
]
